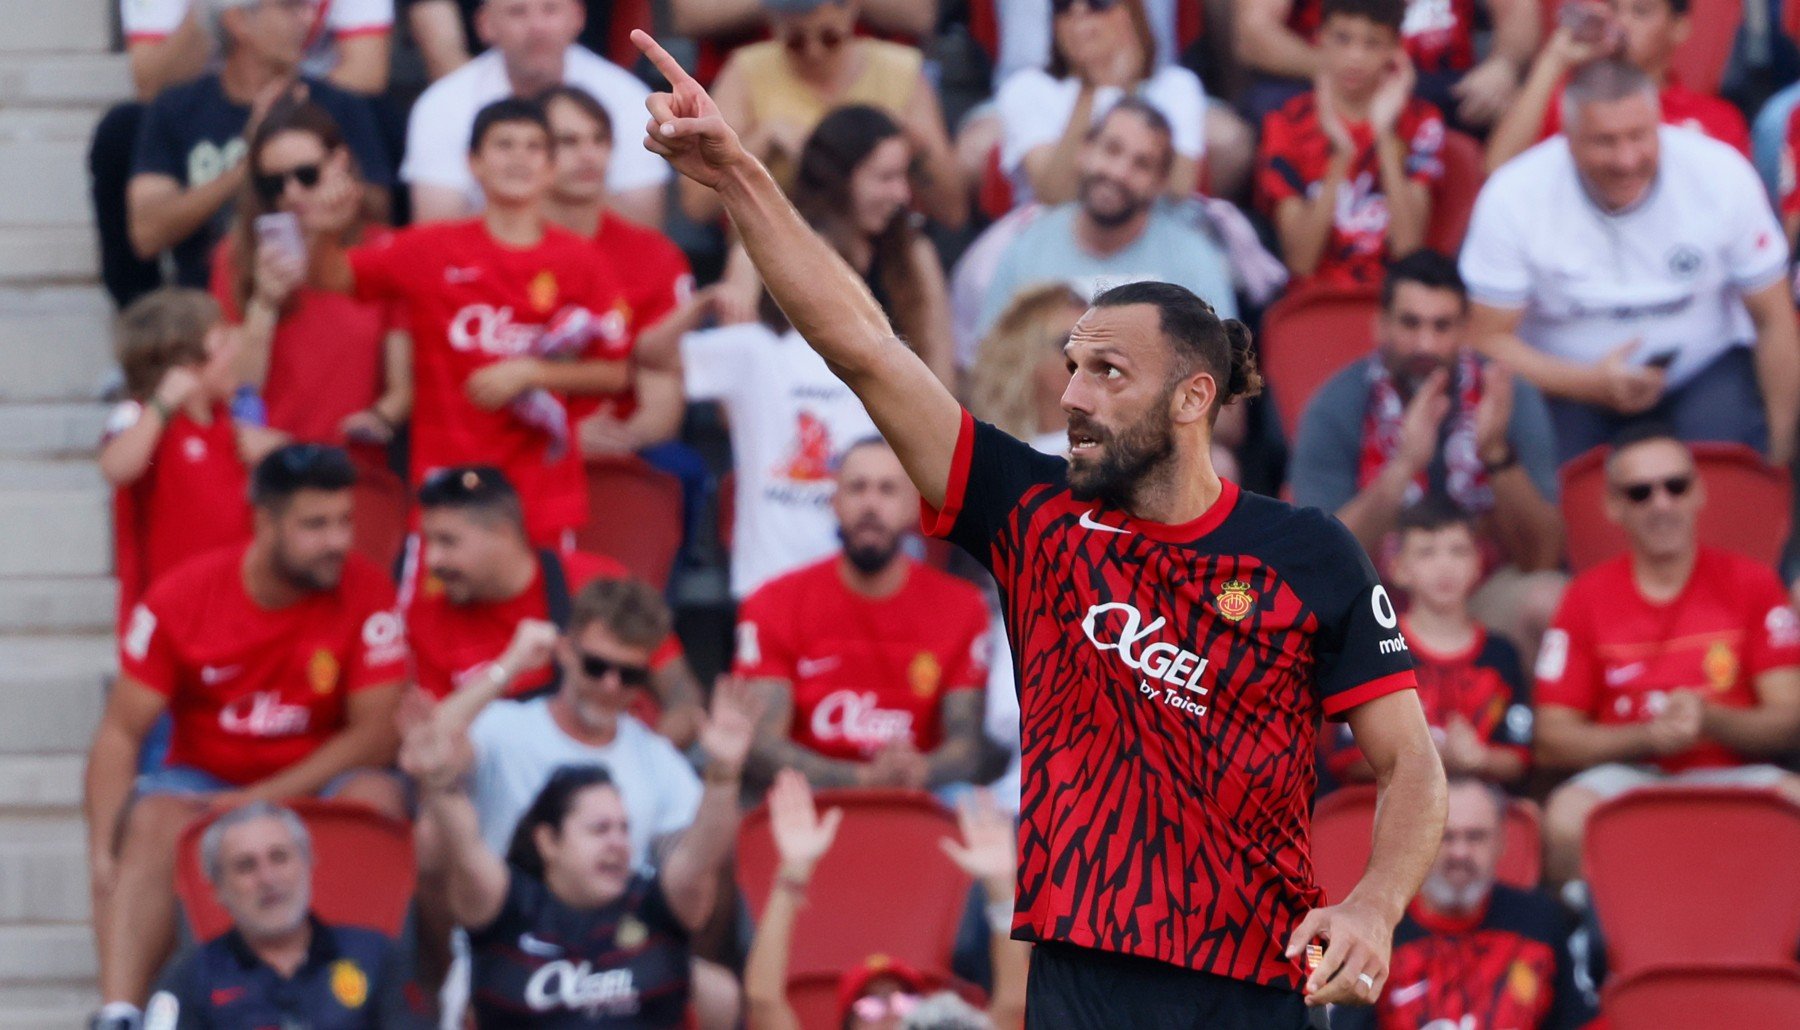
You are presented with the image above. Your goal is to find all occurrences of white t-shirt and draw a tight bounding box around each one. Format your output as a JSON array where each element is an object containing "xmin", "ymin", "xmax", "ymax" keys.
[
  {"xmin": 401, "ymin": 46, "xmax": 669, "ymax": 203},
  {"xmin": 469, "ymin": 699, "xmax": 702, "ymax": 871},
  {"xmin": 995, "ymin": 65, "xmax": 1206, "ymax": 206},
  {"xmin": 121, "ymin": 0, "xmax": 392, "ymax": 80},
  {"xmin": 682, "ymin": 323, "xmax": 877, "ymax": 599},
  {"xmin": 1460, "ymin": 128, "xmax": 1789, "ymax": 388}
]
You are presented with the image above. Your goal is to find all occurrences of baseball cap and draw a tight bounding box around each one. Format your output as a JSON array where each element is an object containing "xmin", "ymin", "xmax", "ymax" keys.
[{"xmin": 836, "ymin": 954, "xmax": 929, "ymax": 1021}]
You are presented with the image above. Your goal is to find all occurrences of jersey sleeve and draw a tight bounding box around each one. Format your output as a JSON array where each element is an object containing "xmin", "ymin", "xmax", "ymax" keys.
[
  {"xmin": 122, "ymin": 0, "xmax": 188, "ymax": 41},
  {"xmin": 131, "ymin": 93, "xmax": 188, "ymax": 180},
  {"xmin": 732, "ymin": 583, "xmax": 796, "ymax": 680},
  {"xmin": 1306, "ymin": 516, "xmax": 1418, "ymax": 719},
  {"xmin": 1458, "ymin": 176, "xmax": 1532, "ymax": 309},
  {"xmin": 919, "ymin": 411, "xmax": 1065, "ymax": 573},
  {"xmin": 1781, "ymin": 106, "xmax": 1800, "ymax": 219},
  {"xmin": 325, "ymin": 0, "xmax": 393, "ymax": 34},
  {"xmin": 1742, "ymin": 566, "xmax": 1800, "ymax": 678},
  {"xmin": 120, "ymin": 600, "xmax": 181, "ymax": 697},
  {"xmin": 344, "ymin": 573, "xmax": 408, "ymax": 690},
  {"xmin": 1719, "ymin": 148, "xmax": 1790, "ymax": 290},
  {"xmin": 347, "ymin": 231, "xmax": 417, "ymax": 303},
  {"xmin": 1534, "ymin": 585, "xmax": 1602, "ymax": 715}
]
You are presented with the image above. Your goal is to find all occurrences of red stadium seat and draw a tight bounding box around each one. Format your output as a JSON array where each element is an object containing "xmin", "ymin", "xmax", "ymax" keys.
[
  {"xmin": 1668, "ymin": 0, "xmax": 1742, "ymax": 97},
  {"xmin": 1257, "ymin": 283, "xmax": 1381, "ymax": 442},
  {"xmin": 1584, "ymin": 787, "xmax": 1800, "ymax": 977},
  {"xmin": 1559, "ymin": 443, "xmax": 1792, "ymax": 572},
  {"xmin": 738, "ymin": 790, "xmax": 972, "ymax": 978},
  {"xmin": 1426, "ymin": 129, "xmax": 1484, "ymax": 254},
  {"xmin": 347, "ymin": 448, "xmax": 410, "ymax": 574},
  {"xmin": 578, "ymin": 455, "xmax": 685, "ymax": 590},
  {"xmin": 978, "ymin": 143, "xmax": 1015, "ymax": 221},
  {"xmin": 1603, "ymin": 964, "xmax": 1800, "ymax": 1030},
  {"xmin": 174, "ymin": 799, "xmax": 415, "ymax": 942},
  {"xmin": 1312, "ymin": 785, "xmax": 1541, "ymax": 903}
]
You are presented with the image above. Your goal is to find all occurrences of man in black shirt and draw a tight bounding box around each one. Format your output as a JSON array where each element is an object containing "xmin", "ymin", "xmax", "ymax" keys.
[{"xmin": 138, "ymin": 802, "xmax": 406, "ymax": 1030}]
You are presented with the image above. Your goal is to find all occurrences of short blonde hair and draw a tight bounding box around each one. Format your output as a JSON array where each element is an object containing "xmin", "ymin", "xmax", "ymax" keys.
[
  {"xmin": 569, "ymin": 577, "xmax": 672, "ymax": 651},
  {"xmin": 968, "ymin": 283, "xmax": 1086, "ymax": 441},
  {"xmin": 115, "ymin": 287, "xmax": 220, "ymax": 401}
]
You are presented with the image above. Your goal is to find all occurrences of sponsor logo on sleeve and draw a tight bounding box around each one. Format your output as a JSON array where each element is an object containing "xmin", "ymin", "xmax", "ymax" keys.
[
  {"xmin": 124, "ymin": 605, "xmax": 157, "ymax": 662},
  {"xmin": 1536, "ymin": 629, "xmax": 1570, "ymax": 681}
]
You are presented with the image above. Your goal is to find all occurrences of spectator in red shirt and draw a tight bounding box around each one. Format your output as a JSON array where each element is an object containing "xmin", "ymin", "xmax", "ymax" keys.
[
  {"xmin": 308, "ymin": 97, "xmax": 636, "ymax": 548},
  {"xmin": 100, "ymin": 287, "xmax": 283, "ymax": 624},
  {"xmin": 214, "ymin": 100, "xmax": 411, "ymax": 449},
  {"xmin": 1255, "ymin": 0, "xmax": 1445, "ymax": 288},
  {"xmin": 735, "ymin": 438, "xmax": 990, "ymax": 791},
  {"xmin": 1485, "ymin": 0, "xmax": 1750, "ymax": 173},
  {"xmin": 84, "ymin": 444, "xmax": 408, "ymax": 1025},
  {"xmin": 1325, "ymin": 501, "xmax": 1533, "ymax": 788},
  {"xmin": 405, "ymin": 464, "xmax": 706, "ymax": 744},
  {"xmin": 1535, "ymin": 426, "xmax": 1800, "ymax": 885},
  {"xmin": 1237, "ymin": 0, "xmax": 1537, "ymax": 130}
]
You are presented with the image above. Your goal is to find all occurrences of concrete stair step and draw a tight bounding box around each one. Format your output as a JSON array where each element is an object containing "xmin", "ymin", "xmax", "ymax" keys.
[
  {"xmin": 0, "ymin": 224, "xmax": 102, "ymax": 288},
  {"xmin": 0, "ymin": 459, "xmax": 105, "ymax": 492},
  {"xmin": 0, "ymin": 636, "xmax": 111, "ymax": 756},
  {"xmin": 0, "ymin": 490, "xmax": 111, "ymax": 577},
  {"xmin": 0, "ymin": 53, "xmax": 130, "ymax": 109},
  {"xmin": 0, "ymin": 577, "xmax": 116, "ymax": 634},
  {"xmin": 0, "ymin": 815, "xmax": 88, "ymax": 924},
  {"xmin": 0, "ymin": 134, "xmax": 96, "ymax": 228},
  {"xmin": 0, "ymin": 287, "xmax": 115, "ymax": 398},
  {"xmin": 0, "ymin": 403, "xmax": 109, "ymax": 459},
  {"xmin": 0, "ymin": 924, "xmax": 96, "ymax": 986},
  {"xmin": 0, "ymin": 984, "xmax": 101, "ymax": 1029},
  {"xmin": 0, "ymin": 758, "xmax": 85, "ymax": 811},
  {"xmin": 0, "ymin": 107, "xmax": 107, "ymax": 145},
  {"xmin": 0, "ymin": 0, "xmax": 114, "ymax": 55}
]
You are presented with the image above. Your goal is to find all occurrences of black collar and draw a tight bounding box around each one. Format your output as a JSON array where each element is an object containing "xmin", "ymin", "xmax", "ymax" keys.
[{"xmin": 223, "ymin": 912, "xmax": 338, "ymax": 974}]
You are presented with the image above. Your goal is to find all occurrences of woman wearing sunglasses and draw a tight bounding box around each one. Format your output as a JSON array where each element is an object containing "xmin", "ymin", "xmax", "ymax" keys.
[
  {"xmin": 215, "ymin": 100, "xmax": 412, "ymax": 448},
  {"xmin": 679, "ymin": 0, "xmax": 965, "ymax": 230},
  {"xmin": 403, "ymin": 667, "xmax": 764, "ymax": 1027}
]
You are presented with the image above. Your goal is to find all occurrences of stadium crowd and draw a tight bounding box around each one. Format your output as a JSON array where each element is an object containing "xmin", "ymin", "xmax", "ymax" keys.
[{"xmin": 75, "ymin": 0, "xmax": 1800, "ymax": 1026}]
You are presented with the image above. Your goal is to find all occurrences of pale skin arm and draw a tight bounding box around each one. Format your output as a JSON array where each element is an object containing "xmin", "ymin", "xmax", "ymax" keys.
[
  {"xmin": 658, "ymin": 678, "xmax": 762, "ymax": 930},
  {"xmin": 1468, "ymin": 303, "xmax": 1665, "ymax": 410},
  {"xmin": 1742, "ymin": 279, "xmax": 1800, "ymax": 468},
  {"xmin": 127, "ymin": 171, "xmax": 246, "ymax": 259},
  {"xmin": 408, "ymin": 0, "xmax": 472, "ymax": 80},
  {"xmin": 1533, "ymin": 702, "xmax": 1691, "ymax": 769},
  {"xmin": 635, "ymin": 31, "xmax": 963, "ymax": 509},
  {"xmin": 1019, "ymin": 84, "xmax": 1101, "ymax": 207},
  {"xmin": 461, "ymin": 356, "xmax": 633, "ymax": 410},
  {"xmin": 83, "ymin": 677, "xmax": 167, "ymax": 888},
  {"xmin": 1473, "ymin": 369, "xmax": 1564, "ymax": 571},
  {"xmin": 404, "ymin": 717, "xmax": 511, "ymax": 930},
  {"xmin": 98, "ymin": 368, "xmax": 203, "ymax": 485},
  {"xmin": 1701, "ymin": 668, "xmax": 1800, "ymax": 757},
  {"xmin": 1484, "ymin": 28, "xmax": 1597, "ymax": 173},
  {"xmin": 327, "ymin": 33, "xmax": 392, "ymax": 96},
  {"xmin": 937, "ymin": 791, "xmax": 1030, "ymax": 1030},
  {"xmin": 1287, "ymin": 690, "xmax": 1446, "ymax": 1008},
  {"xmin": 744, "ymin": 769, "xmax": 842, "ymax": 1030},
  {"xmin": 906, "ymin": 235, "xmax": 958, "ymax": 388},
  {"xmin": 372, "ymin": 328, "xmax": 415, "ymax": 427},
  {"xmin": 618, "ymin": 366, "xmax": 688, "ymax": 450},
  {"xmin": 649, "ymin": 655, "xmax": 707, "ymax": 750},
  {"xmin": 1236, "ymin": 0, "xmax": 1320, "ymax": 79},
  {"xmin": 900, "ymin": 70, "xmax": 968, "ymax": 228},
  {"xmin": 1374, "ymin": 137, "xmax": 1429, "ymax": 260},
  {"xmin": 127, "ymin": 8, "xmax": 211, "ymax": 100},
  {"xmin": 922, "ymin": 690, "xmax": 985, "ymax": 788}
]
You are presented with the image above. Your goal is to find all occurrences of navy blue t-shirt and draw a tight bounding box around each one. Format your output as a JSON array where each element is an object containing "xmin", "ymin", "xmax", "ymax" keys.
[
  {"xmin": 145, "ymin": 916, "xmax": 404, "ymax": 1029},
  {"xmin": 131, "ymin": 74, "xmax": 391, "ymax": 289},
  {"xmin": 468, "ymin": 870, "xmax": 692, "ymax": 1027}
]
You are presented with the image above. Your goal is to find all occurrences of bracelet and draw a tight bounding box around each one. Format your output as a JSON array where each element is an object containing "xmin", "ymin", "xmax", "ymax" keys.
[{"xmin": 1482, "ymin": 445, "xmax": 1520, "ymax": 475}]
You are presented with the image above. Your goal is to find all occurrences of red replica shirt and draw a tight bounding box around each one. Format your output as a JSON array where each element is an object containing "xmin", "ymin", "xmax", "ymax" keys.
[
  {"xmin": 1779, "ymin": 103, "xmax": 1800, "ymax": 218},
  {"xmin": 1257, "ymin": 93, "xmax": 1446, "ymax": 288},
  {"xmin": 119, "ymin": 544, "xmax": 407, "ymax": 786},
  {"xmin": 406, "ymin": 549, "xmax": 682, "ymax": 699},
  {"xmin": 1541, "ymin": 82, "xmax": 1750, "ymax": 155},
  {"xmin": 1286, "ymin": 0, "xmax": 1476, "ymax": 74},
  {"xmin": 1325, "ymin": 620, "xmax": 1531, "ymax": 780},
  {"xmin": 211, "ymin": 233, "xmax": 401, "ymax": 443},
  {"xmin": 106, "ymin": 402, "xmax": 253, "ymax": 625},
  {"xmin": 925, "ymin": 414, "xmax": 1417, "ymax": 988},
  {"xmin": 733, "ymin": 555, "xmax": 990, "ymax": 761},
  {"xmin": 1536, "ymin": 547, "xmax": 1800, "ymax": 773},
  {"xmin": 349, "ymin": 220, "xmax": 631, "ymax": 544},
  {"xmin": 577, "ymin": 212, "xmax": 694, "ymax": 423}
]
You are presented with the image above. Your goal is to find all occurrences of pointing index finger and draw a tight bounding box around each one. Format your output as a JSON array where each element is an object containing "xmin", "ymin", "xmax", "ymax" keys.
[{"xmin": 632, "ymin": 30, "xmax": 697, "ymax": 91}]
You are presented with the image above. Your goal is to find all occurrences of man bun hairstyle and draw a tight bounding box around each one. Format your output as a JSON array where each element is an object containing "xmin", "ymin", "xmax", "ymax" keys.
[{"xmin": 1090, "ymin": 280, "xmax": 1263, "ymax": 422}]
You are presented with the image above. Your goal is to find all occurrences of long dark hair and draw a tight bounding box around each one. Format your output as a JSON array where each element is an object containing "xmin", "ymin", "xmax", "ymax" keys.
[
  {"xmin": 228, "ymin": 99, "xmax": 363, "ymax": 314},
  {"xmin": 792, "ymin": 105, "xmax": 929, "ymax": 347},
  {"xmin": 1046, "ymin": 0, "xmax": 1155, "ymax": 83},
  {"xmin": 504, "ymin": 764, "xmax": 619, "ymax": 882}
]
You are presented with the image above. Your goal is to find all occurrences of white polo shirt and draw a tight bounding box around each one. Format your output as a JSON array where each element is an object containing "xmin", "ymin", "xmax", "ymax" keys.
[
  {"xmin": 400, "ymin": 45, "xmax": 670, "ymax": 205},
  {"xmin": 1459, "ymin": 127, "xmax": 1788, "ymax": 389}
]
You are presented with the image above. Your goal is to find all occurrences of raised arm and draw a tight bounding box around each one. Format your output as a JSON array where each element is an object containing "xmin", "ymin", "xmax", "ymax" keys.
[
  {"xmin": 632, "ymin": 31, "xmax": 964, "ymax": 510},
  {"xmin": 401, "ymin": 714, "xmax": 510, "ymax": 930},
  {"xmin": 744, "ymin": 769, "xmax": 842, "ymax": 1030},
  {"xmin": 660, "ymin": 677, "xmax": 762, "ymax": 931}
]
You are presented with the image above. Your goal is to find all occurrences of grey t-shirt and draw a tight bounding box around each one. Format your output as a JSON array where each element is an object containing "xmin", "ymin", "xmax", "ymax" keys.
[
  {"xmin": 1289, "ymin": 355, "xmax": 1560, "ymax": 515},
  {"xmin": 977, "ymin": 202, "xmax": 1238, "ymax": 338}
]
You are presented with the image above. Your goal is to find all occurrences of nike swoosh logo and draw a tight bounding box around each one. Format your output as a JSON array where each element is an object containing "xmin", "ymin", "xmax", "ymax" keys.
[
  {"xmin": 444, "ymin": 266, "xmax": 482, "ymax": 283},
  {"xmin": 796, "ymin": 656, "xmax": 841, "ymax": 677},
  {"xmin": 1605, "ymin": 662, "xmax": 1645, "ymax": 687},
  {"xmin": 200, "ymin": 665, "xmax": 242, "ymax": 685},
  {"xmin": 1078, "ymin": 510, "xmax": 1131, "ymax": 535},
  {"xmin": 518, "ymin": 932, "xmax": 563, "ymax": 957},
  {"xmin": 1389, "ymin": 980, "xmax": 1429, "ymax": 1005}
]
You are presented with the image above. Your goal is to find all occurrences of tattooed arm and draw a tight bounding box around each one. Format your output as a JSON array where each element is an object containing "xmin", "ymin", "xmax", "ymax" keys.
[
  {"xmin": 746, "ymin": 678, "xmax": 872, "ymax": 788},
  {"xmin": 925, "ymin": 689, "xmax": 985, "ymax": 787}
]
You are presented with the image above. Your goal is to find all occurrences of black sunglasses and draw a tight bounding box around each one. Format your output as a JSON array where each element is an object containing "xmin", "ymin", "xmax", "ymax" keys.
[
  {"xmin": 1053, "ymin": 0, "xmax": 1121, "ymax": 14},
  {"xmin": 577, "ymin": 651, "xmax": 651, "ymax": 687},
  {"xmin": 1615, "ymin": 474, "xmax": 1695, "ymax": 504},
  {"xmin": 254, "ymin": 163, "xmax": 321, "ymax": 203}
]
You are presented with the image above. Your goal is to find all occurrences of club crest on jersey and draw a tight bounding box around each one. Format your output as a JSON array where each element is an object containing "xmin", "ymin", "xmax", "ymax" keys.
[
  {"xmin": 529, "ymin": 270, "xmax": 559, "ymax": 312},
  {"xmin": 331, "ymin": 958, "xmax": 369, "ymax": 1008},
  {"xmin": 908, "ymin": 652, "xmax": 941, "ymax": 699},
  {"xmin": 1507, "ymin": 959, "xmax": 1540, "ymax": 1007},
  {"xmin": 1214, "ymin": 580, "xmax": 1256, "ymax": 622},
  {"xmin": 309, "ymin": 648, "xmax": 340, "ymax": 694},
  {"xmin": 1703, "ymin": 640, "xmax": 1738, "ymax": 690},
  {"xmin": 616, "ymin": 915, "xmax": 649, "ymax": 950}
]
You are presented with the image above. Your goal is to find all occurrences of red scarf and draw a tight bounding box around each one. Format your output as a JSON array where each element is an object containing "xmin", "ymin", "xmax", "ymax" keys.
[{"xmin": 1356, "ymin": 352, "xmax": 1492, "ymax": 514}]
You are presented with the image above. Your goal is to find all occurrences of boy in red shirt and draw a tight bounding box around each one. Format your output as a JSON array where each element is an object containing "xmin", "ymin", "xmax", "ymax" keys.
[
  {"xmin": 1535, "ymin": 427, "xmax": 1800, "ymax": 884},
  {"xmin": 100, "ymin": 288, "xmax": 284, "ymax": 623},
  {"xmin": 309, "ymin": 97, "xmax": 635, "ymax": 548},
  {"xmin": 735, "ymin": 438, "xmax": 991, "ymax": 790},
  {"xmin": 403, "ymin": 464, "xmax": 706, "ymax": 745},
  {"xmin": 1327, "ymin": 500, "xmax": 1532, "ymax": 787},
  {"xmin": 1256, "ymin": 0, "xmax": 1445, "ymax": 288},
  {"xmin": 84, "ymin": 444, "xmax": 407, "ymax": 1025}
]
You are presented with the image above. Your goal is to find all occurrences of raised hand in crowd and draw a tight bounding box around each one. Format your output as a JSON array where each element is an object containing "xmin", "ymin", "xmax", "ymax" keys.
[
  {"xmin": 770, "ymin": 768, "xmax": 844, "ymax": 883},
  {"xmin": 941, "ymin": 789, "xmax": 1029, "ymax": 1030},
  {"xmin": 699, "ymin": 674, "xmax": 766, "ymax": 778}
]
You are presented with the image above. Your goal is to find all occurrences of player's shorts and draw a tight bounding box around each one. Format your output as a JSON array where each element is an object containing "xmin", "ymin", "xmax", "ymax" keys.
[
  {"xmin": 1025, "ymin": 941, "xmax": 1324, "ymax": 1030},
  {"xmin": 1567, "ymin": 762, "xmax": 1791, "ymax": 800}
]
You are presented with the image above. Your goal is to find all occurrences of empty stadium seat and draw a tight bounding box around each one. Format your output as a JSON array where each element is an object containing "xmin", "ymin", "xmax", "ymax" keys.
[
  {"xmin": 1312, "ymin": 785, "xmax": 1542, "ymax": 903},
  {"xmin": 738, "ymin": 790, "xmax": 972, "ymax": 979},
  {"xmin": 1559, "ymin": 443, "xmax": 1792, "ymax": 572},
  {"xmin": 347, "ymin": 448, "xmax": 410, "ymax": 574},
  {"xmin": 578, "ymin": 455, "xmax": 685, "ymax": 590},
  {"xmin": 1603, "ymin": 964, "xmax": 1800, "ymax": 1030},
  {"xmin": 1668, "ymin": 0, "xmax": 1742, "ymax": 97},
  {"xmin": 1257, "ymin": 283, "xmax": 1382, "ymax": 442},
  {"xmin": 1584, "ymin": 787, "xmax": 1800, "ymax": 977},
  {"xmin": 1427, "ymin": 129, "xmax": 1484, "ymax": 254},
  {"xmin": 174, "ymin": 798, "xmax": 415, "ymax": 942}
]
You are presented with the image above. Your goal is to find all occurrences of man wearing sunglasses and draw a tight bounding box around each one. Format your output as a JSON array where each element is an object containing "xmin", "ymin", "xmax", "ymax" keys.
[{"xmin": 1534, "ymin": 425, "xmax": 1800, "ymax": 889}]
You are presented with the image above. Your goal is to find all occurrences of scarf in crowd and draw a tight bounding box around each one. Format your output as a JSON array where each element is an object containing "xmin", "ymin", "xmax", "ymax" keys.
[{"xmin": 1356, "ymin": 351, "xmax": 1493, "ymax": 513}]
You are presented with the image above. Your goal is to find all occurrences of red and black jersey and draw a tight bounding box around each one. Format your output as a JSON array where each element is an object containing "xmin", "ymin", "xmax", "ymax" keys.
[
  {"xmin": 922, "ymin": 413, "xmax": 1419, "ymax": 990},
  {"xmin": 1326, "ymin": 620, "xmax": 1531, "ymax": 781},
  {"xmin": 1333, "ymin": 885, "xmax": 1597, "ymax": 1030}
]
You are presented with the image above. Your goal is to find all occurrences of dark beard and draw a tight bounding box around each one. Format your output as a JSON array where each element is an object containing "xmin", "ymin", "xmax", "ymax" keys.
[
  {"xmin": 1066, "ymin": 406, "xmax": 1177, "ymax": 506},
  {"xmin": 1077, "ymin": 175, "xmax": 1147, "ymax": 229},
  {"xmin": 274, "ymin": 543, "xmax": 343, "ymax": 593},
  {"xmin": 839, "ymin": 528, "xmax": 902, "ymax": 575}
]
